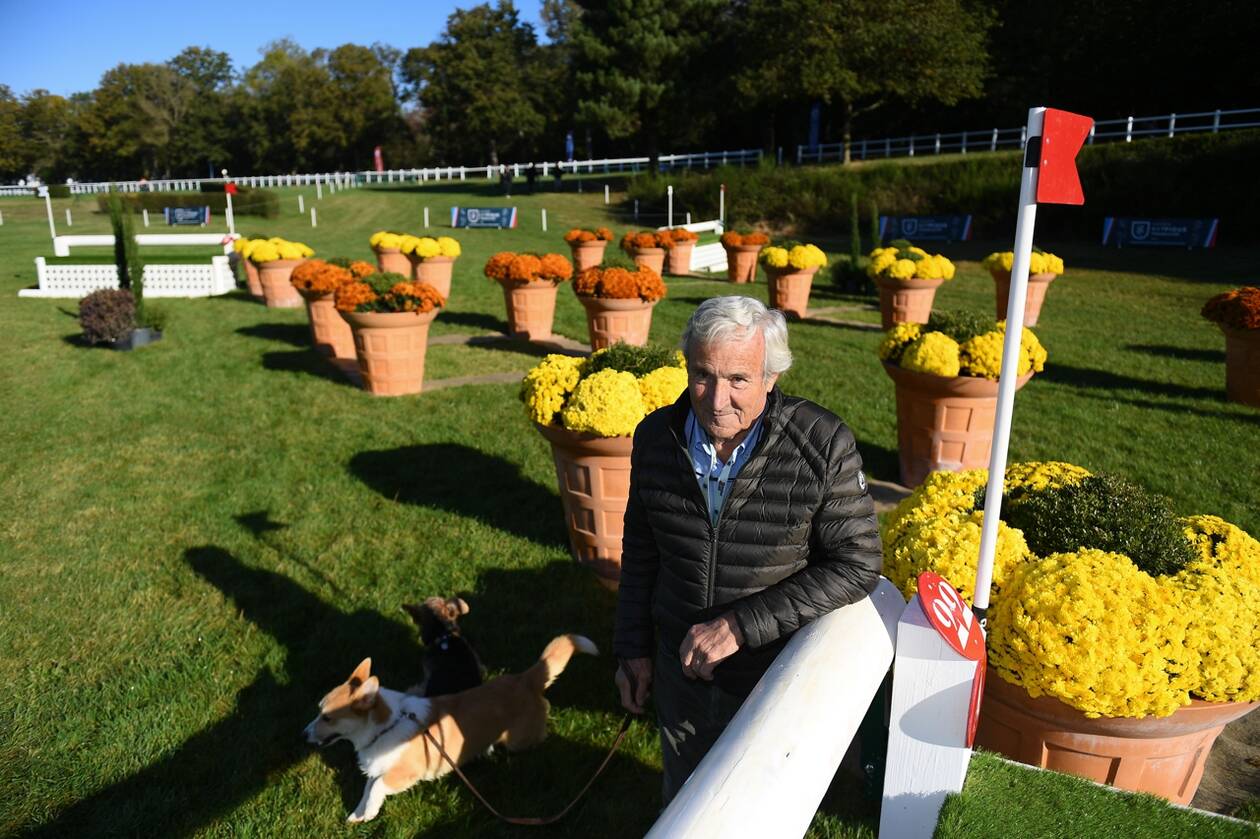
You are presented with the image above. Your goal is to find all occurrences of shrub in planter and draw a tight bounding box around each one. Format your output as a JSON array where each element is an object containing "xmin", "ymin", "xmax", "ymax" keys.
[
  {"xmin": 291, "ymin": 258, "xmax": 372, "ymax": 359},
  {"xmin": 333, "ymin": 272, "xmax": 447, "ymax": 396},
  {"xmin": 572, "ymin": 260, "xmax": 668, "ymax": 349},
  {"xmin": 868, "ymin": 240, "xmax": 956, "ymax": 327},
  {"xmin": 79, "ymin": 288, "xmax": 136, "ymax": 344},
  {"xmin": 759, "ymin": 241, "xmax": 828, "ymax": 317},
  {"xmin": 982, "ymin": 247, "xmax": 1066, "ymax": 325},
  {"xmin": 484, "ymin": 251, "xmax": 574, "ymax": 340}
]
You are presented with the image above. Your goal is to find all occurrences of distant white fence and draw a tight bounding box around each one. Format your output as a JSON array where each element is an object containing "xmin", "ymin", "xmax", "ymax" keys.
[
  {"xmin": 52, "ymin": 232, "xmax": 235, "ymax": 257},
  {"xmin": 20, "ymin": 255, "xmax": 236, "ymax": 298}
]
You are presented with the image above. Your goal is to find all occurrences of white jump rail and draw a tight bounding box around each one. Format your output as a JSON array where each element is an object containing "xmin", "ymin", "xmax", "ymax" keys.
[
  {"xmin": 655, "ymin": 219, "xmax": 729, "ymax": 273},
  {"xmin": 647, "ymin": 577, "xmax": 904, "ymax": 839},
  {"xmin": 53, "ymin": 233, "xmax": 236, "ymax": 257},
  {"xmin": 21, "ymin": 255, "xmax": 236, "ymax": 299}
]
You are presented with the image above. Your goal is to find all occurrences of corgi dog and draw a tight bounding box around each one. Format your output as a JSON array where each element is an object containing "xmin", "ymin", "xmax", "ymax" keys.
[
  {"xmin": 401, "ymin": 596, "xmax": 485, "ymax": 697},
  {"xmin": 303, "ymin": 634, "xmax": 598, "ymax": 823}
]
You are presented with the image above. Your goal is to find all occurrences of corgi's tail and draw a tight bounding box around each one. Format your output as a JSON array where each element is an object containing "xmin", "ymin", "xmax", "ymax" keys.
[{"xmin": 527, "ymin": 634, "xmax": 599, "ymax": 692}]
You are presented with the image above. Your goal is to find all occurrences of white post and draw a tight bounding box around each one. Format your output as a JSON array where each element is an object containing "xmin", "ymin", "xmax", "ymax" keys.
[
  {"xmin": 541, "ymin": 208, "xmax": 548, "ymax": 232},
  {"xmin": 298, "ymin": 195, "xmax": 305, "ymax": 213},
  {"xmin": 310, "ymin": 207, "xmax": 317, "ymax": 227},
  {"xmin": 1168, "ymin": 112, "xmax": 1177, "ymax": 138},
  {"xmin": 330, "ymin": 181, "xmax": 336, "ymax": 195},
  {"xmin": 460, "ymin": 166, "xmax": 466, "ymax": 181},
  {"xmin": 604, "ymin": 183, "xmax": 610, "ymax": 204},
  {"xmin": 973, "ymin": 106, "xmax": 1044, "ymax": 620},
  {"xmin": 44, "ymin": 189, "xmax": 57, "ymax": 241},
  {"xmin": 686, "ymin": 212, "xmax": 691, "ymax": 225},
  {"xmin": 719, "ymin": 184, "xmax": 726, "ymax": 225},
  {"xmin": 65, "ymin": 208, "xmax": 73, "ymax": 226},
  {"xmin": 143, "ymin": 208, "xmax": 150, "ymax": 227},
  {"xmin": 423, "ymin": 206, "xmax": 429, "ymax": 228},
  {"xmin": 0, "ymin": 209, "xmax": 4, "ymax": 225},
  {"xmin": 667, "ymin": 185, "xmax": 674, "ymax": 228},
  {"xmin": 223, "ymin": 171, "xmax": 236, "ymax": 236},
  {"xmin": 316, "ymin": 178, "xmax": 323, "ymax": 199},
  {"xmin": 1126, "ymin": 115, "xmax": 1134, "ymax": 142}
]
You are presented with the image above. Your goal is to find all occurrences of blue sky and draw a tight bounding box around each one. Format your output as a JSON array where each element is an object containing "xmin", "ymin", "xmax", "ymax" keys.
[{"xmin": 0, "ymin": 0, "xmax": 547, "ymax": 97}]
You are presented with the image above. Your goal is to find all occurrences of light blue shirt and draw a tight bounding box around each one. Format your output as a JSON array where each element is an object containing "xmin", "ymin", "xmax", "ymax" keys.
[{"xmin": 686, "ymin": 410, "xmax": 765, "ymax": 527}]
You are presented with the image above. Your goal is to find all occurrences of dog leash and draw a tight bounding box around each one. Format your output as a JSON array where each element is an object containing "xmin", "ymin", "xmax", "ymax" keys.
[{"xmin": 422, "ymin": 714, "xmax": 633, "ymax": 826}]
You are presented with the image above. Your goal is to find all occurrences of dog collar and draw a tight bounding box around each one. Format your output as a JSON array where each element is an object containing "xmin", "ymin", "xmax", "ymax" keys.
[{"xmin": 362, "ymin": 709, "xmax": 423, "ymax": 752}]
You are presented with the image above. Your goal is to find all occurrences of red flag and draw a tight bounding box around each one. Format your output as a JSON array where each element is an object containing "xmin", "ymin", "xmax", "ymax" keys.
[
  {"xmin": 1035, "ymin": 108, "xmax": 1093, "ymax": 205},
  {"xmin": 224, "ymin": 182, "xmax": 238, "ymax": 195}
]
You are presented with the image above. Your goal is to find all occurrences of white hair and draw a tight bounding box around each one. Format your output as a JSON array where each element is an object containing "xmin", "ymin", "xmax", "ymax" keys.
[{"xmin": 680, "ymin": 296, "xmax": 793, "ymax": 379}]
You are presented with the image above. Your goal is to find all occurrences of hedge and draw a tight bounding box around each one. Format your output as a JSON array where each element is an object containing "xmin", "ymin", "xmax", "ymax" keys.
[
  {"xmin": 626, "ymin": 130, "xmax": 1260, "ymax": 243},
  {"xmin": 95, "ymin": 187, "xmax": 279, "ymax": 218}
]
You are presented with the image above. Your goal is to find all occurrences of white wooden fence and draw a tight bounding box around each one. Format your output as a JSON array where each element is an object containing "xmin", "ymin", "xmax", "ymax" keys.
[{"xmin": 20, "ymin": 255, "xmax": 236, "ymax": 298}]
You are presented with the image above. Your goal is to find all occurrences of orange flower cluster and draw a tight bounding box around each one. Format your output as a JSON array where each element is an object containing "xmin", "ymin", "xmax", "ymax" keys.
[
  {"xmin": 348, "ymin": 260, "xmax": 376, "ymax": 278},
  {"xmin": 658, "ymin": 228, "xmax": 698, "ymax": 250},
  {"xmin": 573, "ymin": 265, "xmax": 667, "ymax": 302},
  {"xmin": 1202, "ymin": 286, "xmax": 1260, "ymax": 331},
  {"xmin": 387, "ymin": 281, "xmax": 446, "ymax": 313},
  {"xmin": 564, "ymin": 227, "xmax": 614, "ymax": 243},
  {"xmin": 334, "ymin": 281, "xmax": 378, "ymax": 312},
  {"xmin": 621, "ymin": 230, "xmax": 666, "ymax": 252},
  {"xmin": 290, "ymin": 259, "xmax": 353, "ymax": 295},
  {"xmin": 485, "ymin": 251, "xmax": 573, "ymax": 286},
  {"xmin": 334, "ymin": 276, "xmax": 446, "ymax": 313},
  {"xmin": 721, "ymin": 231, "xmax": 770, "ymax": 247}
]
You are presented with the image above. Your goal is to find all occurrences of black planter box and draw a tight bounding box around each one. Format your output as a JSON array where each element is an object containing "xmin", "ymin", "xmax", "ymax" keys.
[{"xmin": 109, "ymin": 328, "xmax": 163, "ymax": 351}]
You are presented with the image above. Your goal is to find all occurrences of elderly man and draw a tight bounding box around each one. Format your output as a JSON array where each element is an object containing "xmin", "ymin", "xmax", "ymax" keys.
[{"xmin": 613, "ymin": 295, "xmax": 882, "ymax": 804}]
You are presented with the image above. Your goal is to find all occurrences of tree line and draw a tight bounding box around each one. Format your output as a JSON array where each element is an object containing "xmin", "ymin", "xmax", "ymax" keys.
[{"xmin": 1, "ymin": 0, "xmax": 1256, "ymax": 183}]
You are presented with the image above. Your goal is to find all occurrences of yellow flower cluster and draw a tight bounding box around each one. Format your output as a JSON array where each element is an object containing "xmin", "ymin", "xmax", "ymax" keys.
[
  {"xmin": 521, "ymin": 354, "xmax": 586, "ymax": 425},
  {"xmin": 243, "ymin": 237, "xmax": 314, "ymax": 263},
  {"xmin": 882, "ymin": 463, "xmax": 1260, "ymax": 718},
  {"xmin": 877, "ymin": 322, "xmax": 921, "ymax": 361},
  {"xmin": 983, "ymin": 250, "xmax": 1066, "ymax": 276},
  {"xmin": 400, "ymin": 235, "xmax": 462, "ymax": 259},
  {"xmin": 958, "ymin": 323, "xmax": 1047, "ymax": 379},
  {"xmin": 868, "ymin": 246, "xmax": 956, "ymax": 281},
  {"xmin": 522, "ymin": 348, "xmax": 687, "ymax": 438},
  {"xmin": 900, "ymin": 332, "xmax": 961, "ymax": 377},
  {"xmin": 369, "ymin": 231, "xmax": 404, "ymax": 249},
  {"xmin": 759, "ymin": 243, "xmax": 827, "ymax": 271},
  {"xmin": 879, "ymin": 322, "xmax": 1047, "ymax": 380}
]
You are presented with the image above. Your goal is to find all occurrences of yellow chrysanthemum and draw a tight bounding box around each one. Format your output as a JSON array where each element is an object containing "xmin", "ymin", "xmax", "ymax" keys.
[
  {"xmin": 437, "ymin": 236, "xmax": 461, "ymax": 258},
  {"xmin": 878, "ymin": 322, "xmax": 922, "ymax": 361},
  {"xmin": 760, "ymin": 246, "xmax": 789, "ymax": 269},
  {"xmin": 638, "ymin": 366, "xmax": 688, "ymax": 414},
  {"xmin": 900, "ymin": 332, "xmax": 961, "ymax": 377},
  {"xmin": 413, "ymin": 237, "xmax": 441, "ymax": 260},
  {"xmin": 560, "ymin": 369, "xmax": 646, "ymax": 437},
  {"xmin": 888, "ymin": 258, "xmax": 917, "ymax": 280},
  {"xmin": 248, "ymin": 240, "xmax": 281, "ymax": 263},
  {"xmin": 520, "ymin": 354, "xmax": 586, "ymax": 426}
]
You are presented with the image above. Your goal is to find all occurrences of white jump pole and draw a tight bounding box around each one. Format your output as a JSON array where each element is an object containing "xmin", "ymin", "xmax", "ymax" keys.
[
  {"xmin": 604, "ymin": 183, "xmax": 610, "ymax": 204},
  {"xmin": 316, "ymin": 177, "xmax": 323, "ymax": 200},
  {"xmin": 686, "ymin": 212, "xmax": 692, "ymax": 225},
  {"xmin": 310, "ymin": 207, "xmax": 317, "ymax": 227},
  {"xmin": 423, "ymin": 207, "xmax": 429, "ymax": 228},
  {"xmin": 65, "ymin": 208, "xmax": 72, "ymax": 226},
  {"xmin": 43, "ymin": 188, "xmax": 57, "ymax": 241},
  {"xmin": 719, "ymin": 183, "xmax": 726, "ymax": 226},
  {"xmin": 667, "ymin": 184, "xmax": 674, "ymax": 228},
  {"xmin": 143, "ymin": 209, "xmax": 150, "ymax": 227},
  {"xmin": 0, "ymin": 209, "xmax": 4, "ymax": 225},
  {"xmin": 298, "ymin": 195, "xmax": 305, "ymax": 213},
  {"xmin": 541, "ymin": 208, "xmax": 548, "ymax": 232}
]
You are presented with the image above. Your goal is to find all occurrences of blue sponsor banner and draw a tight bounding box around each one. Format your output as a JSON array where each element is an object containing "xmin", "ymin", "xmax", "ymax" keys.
[
  {"xmin": 165, "ymin": 206, "xmax": 209, "ymax": 225},
  {"xmin": 1102, "ymin": 217, "xmax": 1219, "ymax": 248},
  {"xmin": 451, "ymin": 206, "xmax": 518, "ymax": 229},
  {"xmin": 879, "ymin": 214, "xmax": 973, "ymax": 243}
]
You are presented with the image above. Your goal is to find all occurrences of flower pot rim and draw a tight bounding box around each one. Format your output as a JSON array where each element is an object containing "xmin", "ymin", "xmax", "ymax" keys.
[
  {"xmin": 881, "ymin": 359, "xmax": 1032, "ymax": 395},
  {"xmin": 1218, "ymin": 323, "xmax": 1260, "ymax": 339},
  {"xmin": 990, "ymin": 269, "xmax": 1059, "ymax": 284},
  {"xmin": 569, "ymin": 239, "xmax": 609, "ymax": 248},
  {"xmin": 254, "ymin": 258, "xmax": 305, "ymax": 268},
  {"xmin": 985, "ymin": 665, "xmax": 1259, "ymax": 735},
  {"xmin": 625, "ymin": 246, "xmax": 666, "ymax": 255},
  {"xmin": 494, "ymin": 277, "xmax": 562, "ymax": 289},
  {"xmin": 764, "ymin": 265, "xmax": 820, "ymax": 279},
  {"xmin": 297, "ymin": 288, "xmax": 335, "ymax": 301},
  {"xmin": 533, "ymin": 421, "xmax": 636, "ymax": 454},
  {"xmin": 407, "ymin": 253, "xmax": 456, "ymax": 264},
  {"xmin": 575, "ymin": 293, "xmax": 658, "ymax": 309},
  {"xmin": 372, "ymin": 245, "xmax": 403, "ymax": 254},
  {"xmin": 724, "ymin": 243, "xmax": 766, "ymax": 252},
  {"xmin": 340, "ymin": 308, "xmax": 441, "ymax": 327},
  {"xmin": 875, "ymin": 275, "xmax": 946, "ymax": 290}
]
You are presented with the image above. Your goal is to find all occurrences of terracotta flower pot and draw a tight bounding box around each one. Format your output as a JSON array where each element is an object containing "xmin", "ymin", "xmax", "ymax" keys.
[
  {"xmin": 534, "ymin": 422, "xmax": 634, "ymax": 590},
  {"xmin": 412, "ymin": 255, "xmax": 455, "ymax": 300},
  {"xmin": 976, "ymin": 667, "xmax": 1258, "ymax": 805},
  {"xmin": 876, "ymin": 276, "xmax": 946, "ymax": 329},
  {"xmin": 725, "ymin": 244, "xmax": 763, "ymax": 283},
  {"xmin": 992, "ymin": 270, "xmax": 1057, "ymax": 327},
  {"xmin": 766, "ymin": 265, "xmax": 819, "ymax": 318},
  {"xmin": 300, "ymin": 290, "xmax": 356, "ymax": 360},
  {"xmin": 577, "ymin": 295, "xmax": 656, "ymax": 350},
  {"xmin": 502, "ymin": 281, "xmax": 558, "ymax": 340},
  {"xmin": 882, "ymin": 361, "xmax": 1032, "ymax": 486},
  {"xmin": 665, "ymin": 241, "xmax": 695, "ymax": 276},
  {"xmin": 243, "ymin": 258, "xmax": 263, "ymax": 299},
  {"xmin": 569, "ymin": 240, "xmax": 608, "ymax": 272},
  {"xmin": 373, "ymin": 246, "xmax": 411, "ymax": 276},
  {"xmin": 1220, "ymin": 325, "xmax": 1260, "ymax": 408},
  {"xmin": 628, "ymin": 247, "xmax": 666, "ymax": 275},
  {"xmin": 341, "ymin": 308, "xmax": 439, "ymax": 396},
  {"xmin": 256, "ymin": 259, "xmax": 304, "ymax": 308}
]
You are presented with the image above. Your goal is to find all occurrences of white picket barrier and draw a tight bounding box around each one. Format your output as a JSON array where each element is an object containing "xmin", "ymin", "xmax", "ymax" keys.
[
  {"xmin": 647, "ymin": 577, "xmax": 904, "ymax": 839},
  {"xmin": 689, "ymin": 243, "xmax": 728, "ymax": 273},
  {"xmin": 21, "ymin": 256, "xmax": 236, "ymax": 299},
  {"xmin": 53, "ymin": 233, "xmax": 235, "ymax": 257}
]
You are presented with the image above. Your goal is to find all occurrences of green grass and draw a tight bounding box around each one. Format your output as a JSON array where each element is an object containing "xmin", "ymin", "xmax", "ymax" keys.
[{"xmin": 1, "ymin": 182, "xmax": 1256, "ymax": 837}]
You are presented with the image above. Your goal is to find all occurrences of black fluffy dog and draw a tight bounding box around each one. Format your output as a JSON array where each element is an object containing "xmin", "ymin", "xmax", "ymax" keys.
[{"xmin": 401, "ymin": 597, "xmax": 485, "ymax": 697}]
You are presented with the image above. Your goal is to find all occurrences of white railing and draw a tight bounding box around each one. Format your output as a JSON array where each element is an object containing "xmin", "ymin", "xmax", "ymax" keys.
[
  {"xmin": 20, "ymin": 255, "xmax": 236, "ymax": 299},
  {"xmin": 795, "ymin": 106, "xmax": 1260, "ymax": 164},
  {"xmin": 53, "ymin": 232, "xmax": 235, "ymax": 257},
  {"xmin": 647, "ymin": 577, "xmax": 904, "ymax": 838}
]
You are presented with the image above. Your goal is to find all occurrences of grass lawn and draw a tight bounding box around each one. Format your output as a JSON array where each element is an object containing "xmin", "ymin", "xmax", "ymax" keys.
[{"xmin": 1, "ymin": 181, "xmax": 1256, "ymax": 838}]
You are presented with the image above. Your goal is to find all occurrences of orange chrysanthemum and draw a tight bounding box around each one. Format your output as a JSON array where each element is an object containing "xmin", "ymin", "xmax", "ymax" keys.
[
  {"xmin": 334, "ymin": 281, "xmax": 378, "ymax": 312},
  {"xmin": 348, "ymin": 260, "xmax": 375, "ymax": 278},
  {"xmin": 388, "ymin": 281, "xmax": 446, "ymax": 313},
  {"xmin": 572, "ymin": 265, "xmax": 667, "ymax": 302},
  {"xmin": 291, "ymin": 259, "xmax": 353, "ymax": 294},
  {"xmin": 538, "ymin": 253, "xmax": 574, "ymax": 282},
  {"xmin": 573, "ymin": 267, "xmax": 601, "ymax": 296},
  {"xmin": 508, "ymin": 254, "xmax": 544, "ymax": 283},
  {"xmin": 1202, "ymin": 286, "xmax": 1260, "ymax": 331},
  {"xmin": 595, "ymin": 227, "xmax": 613, "ymax": 241},
  {"xmin": 484, "ymin": 252, "xmax": 516, "ymax": 281}
]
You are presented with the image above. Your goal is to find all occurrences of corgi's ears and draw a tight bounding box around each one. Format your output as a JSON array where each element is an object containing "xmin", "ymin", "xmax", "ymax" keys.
[
  {"xmin": 349, "ymin": 657, "xmax": 372, "ymax": 689},
  {"xmin": 351, "ymin": 675, "xmax": 380, "ymax": 710},
  {"xmin": 448, "ymin": 597, "xmax": 470, "ymax": 617}
]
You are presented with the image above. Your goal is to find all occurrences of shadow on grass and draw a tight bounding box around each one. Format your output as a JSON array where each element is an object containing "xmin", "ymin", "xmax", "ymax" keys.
[
  {"xmin": 1074, "ymin": 391, "xmax": 1260, "ymax": 425},
  {"xmin": 349, "ymin": 444, "xmax": 568, "ymax": 551},
  {"xmin": 261, "ymin": 349, "xmax": 357, "ymax": 389},
  {"xmin": 439, "ymin": 310, "xmax": 510, "ymax": 333},
  {"xmin": 1039, "ymin": 362, "xmax": 1225, "ymax": 401},
  {"xmin": 1125, "ymin": 343, "xmax": 1226, "ymax": 363},
  {"xmin": 234, "ymin": 510, "xmax": 288, "ymax": 536},
  {"xmin": 852, "ymin": 439, "xmax": 901, "ymax": 486},
  {"xmin": 236, "ymin": 322, "xmax": 309, "ymax": 347}
]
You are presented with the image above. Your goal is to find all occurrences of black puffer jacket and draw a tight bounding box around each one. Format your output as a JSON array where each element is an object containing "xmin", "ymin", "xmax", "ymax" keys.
[{"xmin": 613, "ymin": 388, "xmax": 882, "ymax": 694}]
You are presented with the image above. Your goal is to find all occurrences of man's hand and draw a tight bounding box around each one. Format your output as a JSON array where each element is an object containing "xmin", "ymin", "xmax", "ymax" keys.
[
  {"xmin": 679, "ymin": 613, "xmax": 744, "ymax": 681},
  {"xmin": 616, "ymin": 657, "xmax": 653, "ymax": 714}
]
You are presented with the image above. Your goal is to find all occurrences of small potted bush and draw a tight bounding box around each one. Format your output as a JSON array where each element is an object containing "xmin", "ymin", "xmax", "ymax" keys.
[
  {"xmin": 523, "ymin": 343, "xmax": 688, "ymax": 588},
  {"xmin": 720, "ymin": 230, "xmax": 770, "ymax": 283},
  {"xmin": 233, "ymin": 234, "xmax": 271, "ymax": 299},
  {"xmin": 619, "ymin": 230, "xmax": 668, "ymax": 275},
  {"xmin": 878, "ymin": 310, "xmax": 1046, "ymax": 485},
  {"xmin": 290, "ymin": 258, "xmax": 374, "ymax": 360},
  {"xmin": 1201, "ymin": 285, "xmax": 1260, "ymax": 408},
  {"xmin": 982, "ymin": 247, "xmax": 1066, "ymax": 326},
  {"xmin": 759, "ymin": 241, "xmax": 828, "ymax": 317},
  {"xmin": 333, "ymin": 272, "xmax": 446, "ymax": 396},
  {"xmin": 571, "ymin": 259, "xmax": 667, "ymax": 349},
  {"xmin": 248, "ymin": 238, "xmax": 314, "ymax": 308},
  {"xmin": 868, "ymin": 240, "xmax": 956, "ymax": 328},
  {"xmin": 563, "ymin": 227, "xmax": 615, "ymax": 271},
  {"xmin": 484, "ymin": 251, "xmax": 574, "ymax": 340},
  {"xmin": 399, "ymin": 235, "xmax": 462, "ymax": 300},
  {"xmin": 368, "ymin": 230, "xmax": 412, "ymax": 275}
]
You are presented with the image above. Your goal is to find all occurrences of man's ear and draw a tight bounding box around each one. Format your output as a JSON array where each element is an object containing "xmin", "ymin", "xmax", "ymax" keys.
[
  {"xmin": 349, "ymin": 657, "xmax": 372, "ymax": 690},
  {"xmin": 351, "ymin": 675, "xmax": 380, "ymax": 711},
  {"xmin": 765, "ymin": 373, "xmax": 779, "ymax": 392}
]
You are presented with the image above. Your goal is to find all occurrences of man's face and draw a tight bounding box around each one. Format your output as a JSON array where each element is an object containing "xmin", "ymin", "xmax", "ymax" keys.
[{"xmin": 687, "ymin": 331, "xmax": 777, "ymax": 448}]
